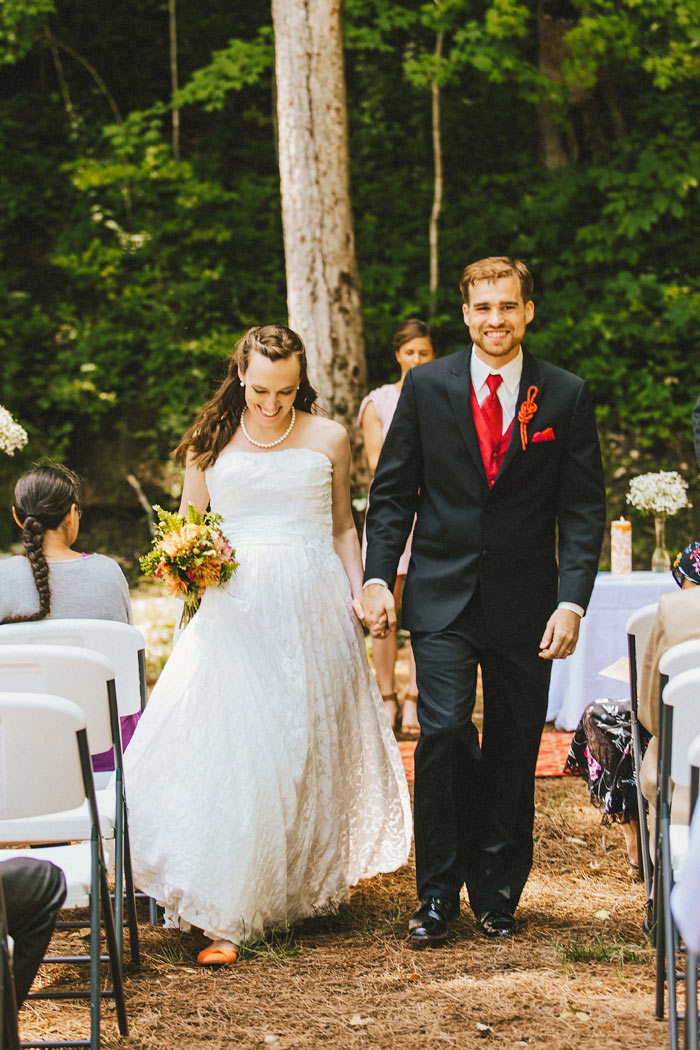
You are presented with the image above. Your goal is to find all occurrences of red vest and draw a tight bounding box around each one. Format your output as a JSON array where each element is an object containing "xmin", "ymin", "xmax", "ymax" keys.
[{"xmin": 470, "ymin": 381, "xmax": 513, "ymax": 488}]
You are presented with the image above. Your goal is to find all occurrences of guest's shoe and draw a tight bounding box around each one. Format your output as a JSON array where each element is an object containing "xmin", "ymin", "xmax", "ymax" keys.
[
  {"xmin": 407, "ymin": 897, "xmax": 459, "ymax": 947},
  {"xmin": 478, "ymin": 909, "xmax": 517, "ymax": 939},
  {"xmin": 399, "ymin": 694, "xmax": 420, "ymax": 739},
  {"xmin": 642, "ymin": 900, "xmax": 654, "ymax": 940}
]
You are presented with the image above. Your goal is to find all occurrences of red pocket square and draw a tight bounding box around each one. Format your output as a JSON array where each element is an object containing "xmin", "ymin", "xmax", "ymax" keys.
[{"xmin": 531, "ymin": 427, "xmax": 555, "ymax": 443}]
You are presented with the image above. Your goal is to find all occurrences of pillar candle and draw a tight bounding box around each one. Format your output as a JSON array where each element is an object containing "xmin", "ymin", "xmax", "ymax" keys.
[{"xmin": 611, "ymin": 517, "xmax": 632, "ymax": 575}]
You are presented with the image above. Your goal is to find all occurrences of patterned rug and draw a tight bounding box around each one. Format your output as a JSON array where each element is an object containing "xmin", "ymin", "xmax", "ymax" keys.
[{"xmin": 397, "ymin": 730, "xmax": 574, "ymax": 783}]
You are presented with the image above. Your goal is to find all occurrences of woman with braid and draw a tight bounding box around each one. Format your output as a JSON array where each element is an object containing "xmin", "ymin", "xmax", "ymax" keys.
[
  {"xmin": 0, "ymin": 465, "xmax": 132, "ymax": 765},
  {"xmin": 0, "ymin": 465, "xmax": 130, "ymax": 625}
]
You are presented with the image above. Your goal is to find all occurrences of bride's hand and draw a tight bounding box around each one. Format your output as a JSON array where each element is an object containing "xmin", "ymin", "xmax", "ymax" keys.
[{"xmin": 351, "ymin": 598, "xmax": 365, "ymax": 622}]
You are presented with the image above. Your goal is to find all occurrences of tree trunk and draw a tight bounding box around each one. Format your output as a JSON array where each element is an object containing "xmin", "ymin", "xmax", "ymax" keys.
[
  {"xmin": 536, "ymin": 4, "xmax": 573, "ymax": 168},
  {"xmin": 169, "ymin": 0, "xmax": 180, "ymax": 158},
  {"xmin": 428, "ymin": 29, "xmax": 444, "ymax": 316},
  {"xmin": 271, "ymin": 0, "xmax": 366, "ymax": 446}
]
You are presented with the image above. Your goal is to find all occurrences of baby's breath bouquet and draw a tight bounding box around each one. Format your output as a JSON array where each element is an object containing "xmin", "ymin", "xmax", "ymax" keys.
[
  {"xmin": 140, "ymin": 503, "xmax": 239, "ymax": 627},
  {"xmin": 626, "ymin": 471, "xmax": 690, "ymax": 519},
  {"xmin": 626, "ymin": 470, "xmax": 691, "ymax": 572},
  {"xmin": 0, "ymin": 404, "xmax": 28, "ymax": 456}
]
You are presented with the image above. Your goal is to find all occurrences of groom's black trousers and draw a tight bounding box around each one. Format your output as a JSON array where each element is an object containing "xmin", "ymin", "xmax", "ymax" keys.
[{"xmin": 410, "ymin": 589, "xmax": 552, "ymax": 916}]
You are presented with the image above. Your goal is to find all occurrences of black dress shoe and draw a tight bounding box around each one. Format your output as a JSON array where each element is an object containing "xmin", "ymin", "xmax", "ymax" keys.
[
  {"xmin": 407, "ymin": 897, "xmax": 460, "ymax": 947},
  {"xmin": 478, "ymin": 909, "xmax": 517, "ymax": 939}
]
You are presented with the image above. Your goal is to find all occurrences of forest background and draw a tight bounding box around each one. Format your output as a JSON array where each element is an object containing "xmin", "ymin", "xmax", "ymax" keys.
[{"xmin": 1, "ymin": 0, "xmax": 699, "ymax": 574}]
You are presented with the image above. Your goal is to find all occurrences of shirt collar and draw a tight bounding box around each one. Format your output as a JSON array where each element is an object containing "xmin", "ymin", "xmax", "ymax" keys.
[{"xmin": 470, "ymin": 346, "xmax": 523, "ymax": 394}]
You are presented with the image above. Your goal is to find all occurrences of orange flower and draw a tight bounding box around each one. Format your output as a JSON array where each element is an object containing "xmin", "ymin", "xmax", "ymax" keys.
[
  {"xmin": 190, "ymin": 557, "xmax": 223, "ymax": 588},
  {"xmin": 160, "ymin": 522, "xmax": 204, "ymax": 558}
]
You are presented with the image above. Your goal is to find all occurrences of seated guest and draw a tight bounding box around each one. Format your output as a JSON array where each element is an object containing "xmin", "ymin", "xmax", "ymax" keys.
[
  {"xmin": 565, "ymin": 541, "xmax": 700, "ymax": 874},
  {"xmin": 1, "ymin": 857, "xmax": 67, "ymax": 1008},
  {"xmin": 638, "ymin": 541, "xmax": 700, "ymax": 828},
  {"xmin": 0, "ymin": 465, "xmax": 135, "ymax": 767}
]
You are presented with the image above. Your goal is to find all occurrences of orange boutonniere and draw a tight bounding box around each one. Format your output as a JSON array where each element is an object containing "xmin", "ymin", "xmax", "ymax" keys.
[{"xmin": 517, "ymin": 385, "xmax": 539, "ymax": 450}]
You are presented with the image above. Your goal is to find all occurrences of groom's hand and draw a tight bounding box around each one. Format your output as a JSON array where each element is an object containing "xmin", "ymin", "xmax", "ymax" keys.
[
  {"xmin": 538, "ymin": 607, "xmax": 580, "ymax": 660},
  {"xmin": 361, "ymin": 582, "xmax": 397, "ymax": 638}
]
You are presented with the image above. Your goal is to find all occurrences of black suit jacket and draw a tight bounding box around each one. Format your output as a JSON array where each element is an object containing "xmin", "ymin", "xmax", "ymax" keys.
[{"xmin": 364, "ymin": 347, "xmax": 606, "ymax": 643}]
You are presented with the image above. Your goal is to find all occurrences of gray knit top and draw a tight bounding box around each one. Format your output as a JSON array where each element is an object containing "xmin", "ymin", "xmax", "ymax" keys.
[{"xmin": 0, "ymin": 554, "xmax": 132, "ymax": 624}]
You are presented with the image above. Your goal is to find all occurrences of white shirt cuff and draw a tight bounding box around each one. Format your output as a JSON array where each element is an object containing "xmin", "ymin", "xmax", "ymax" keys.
[
  {"xmin": 558, "ymin": 601, "xmax": 584, "ymax": 618},
  {"xmin": 363, "ymin": 578, "xmax": 389, "ymax": 589}
]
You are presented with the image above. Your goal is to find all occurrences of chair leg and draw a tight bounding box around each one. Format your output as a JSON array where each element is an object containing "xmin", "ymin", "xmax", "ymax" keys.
[
  {"xmin": 121, "ymin": 810, "xmax": 140, "ymax": 967},
  {"xmin": 113, "ymin": 774, "xmax": 124, "ymax": 963},
  {"xmin": 631, "ymin": 719, "xmax": 653, "ymax": 901},
  {"xmin": 90, "ymin": 832, "xmax": 101, "ymax": 1050},
  {"xmin": 657, "ymin": 862, "xmax": 666, "ymax": 1019},
  {"xmin": 687, "ymin": 950, "xmax": 698, "ymax": 1050},
  {"xmin": 148, "ymin": 897, "xmax": 158, "ymax": 927},
  {"xmin": 0, "ymin": 896, "xmax": 21, "ymax": 1050},
  {"xmin": 99, "ymin": 855, "xmax": 128, "ymax": 1037},
  {"xmin": 661, "ymin": 820, "xmax": 679, "ymax": 1050}
]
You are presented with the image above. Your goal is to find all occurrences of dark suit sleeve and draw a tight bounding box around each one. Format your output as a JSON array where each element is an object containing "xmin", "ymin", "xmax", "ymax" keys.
[
  {"xmin": 555, "ymin": 380, "xmax": 606, "ymax": 611},
  {"xmin": 363, "ymin": 369, "xmax": 422, "ymax": 589},
  {"xmin": 693, "ymin": 392, "xmax": 700, "ymax": 470}
]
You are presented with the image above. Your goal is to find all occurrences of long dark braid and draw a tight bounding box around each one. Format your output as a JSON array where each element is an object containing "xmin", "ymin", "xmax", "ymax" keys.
[{"xmin": 2, "ymin": 465, "xmax": 81, "ymax": 624}]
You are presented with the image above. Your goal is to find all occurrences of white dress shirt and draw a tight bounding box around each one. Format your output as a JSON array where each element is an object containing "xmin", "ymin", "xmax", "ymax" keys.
[
  {"xmin": 364, "ymin": 345, "xmax": 584, "ymax": 618},
  {"xmin": 470, "ymin": 347, "xmax": 522, "ymax": 433}
]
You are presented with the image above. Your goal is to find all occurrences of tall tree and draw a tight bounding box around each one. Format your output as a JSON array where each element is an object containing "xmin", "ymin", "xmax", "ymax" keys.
[{"xmin": 271, "ymin": 0, "xmax": 366, "ymax": 436}]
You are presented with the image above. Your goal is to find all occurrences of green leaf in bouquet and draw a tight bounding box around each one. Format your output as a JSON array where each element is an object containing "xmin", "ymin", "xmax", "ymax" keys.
[{"xmin": 186, "ymin": 502, "xmax": 204, "ymax": 525}]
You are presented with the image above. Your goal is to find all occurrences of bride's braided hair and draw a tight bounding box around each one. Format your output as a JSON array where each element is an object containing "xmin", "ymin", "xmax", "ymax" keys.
[
  {"xmin": 2, "ymin": 465, "xmax": 81, "ymax": 624},
  {"xmin": 175, "ymin": 324, "xmax": 319, "ymax": 470}
]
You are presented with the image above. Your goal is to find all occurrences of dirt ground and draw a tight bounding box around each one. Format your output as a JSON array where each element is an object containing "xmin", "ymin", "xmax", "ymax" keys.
[
  {"xmin": 15, "ymin": 599, "xmax": 677, "ymax": 1049},
  {"xmin": 19, "ymin": 777, "xmax": 670, "ymax": 1050}
]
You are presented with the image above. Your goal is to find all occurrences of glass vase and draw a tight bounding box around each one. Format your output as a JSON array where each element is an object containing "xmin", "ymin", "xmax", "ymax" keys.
[{"xmin": 651, "ymin": 516, "xmax": 671, "ymax": 573}]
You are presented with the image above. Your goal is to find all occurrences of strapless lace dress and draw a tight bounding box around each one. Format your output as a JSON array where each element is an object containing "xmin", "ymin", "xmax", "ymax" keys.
[{"xmin": 123, "ymin": 448, "xmax": 412, "ymax": 944}]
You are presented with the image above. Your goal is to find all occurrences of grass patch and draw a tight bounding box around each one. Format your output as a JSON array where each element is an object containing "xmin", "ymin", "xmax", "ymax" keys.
[
  {"xmin": 557, "ymin": 938, "xmax": 648, "ymax": 965},
  {"xmin": 238, "ymin": 928, "xmax": 301, "ymax": 962},
  {"xmin": 148, "ymin": 938, "xmax": 191, "ymax": 965}
]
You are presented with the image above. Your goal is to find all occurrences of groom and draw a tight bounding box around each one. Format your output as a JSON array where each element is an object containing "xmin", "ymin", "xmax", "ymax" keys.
[{"xmin": 363, "ymin": 257, "xmax": 605, "ymax": 943}]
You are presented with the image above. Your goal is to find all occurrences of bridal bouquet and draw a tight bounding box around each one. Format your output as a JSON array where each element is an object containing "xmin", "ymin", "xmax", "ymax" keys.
[
  {"xmin": 0, "ymin": 404, "xmax": 28, "ymax": 456},
  {"xmin": 626, "ymin": 470, "xmax": 690, "ymax": 518},
  {"xmin": 140, "ymin": 503, "xmax": 239, "ymax": 627}
]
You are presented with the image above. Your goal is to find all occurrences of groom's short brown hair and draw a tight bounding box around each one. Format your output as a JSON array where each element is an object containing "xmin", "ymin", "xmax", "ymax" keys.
[{"xmin": 459, "ymin": 257, "xmax": 533, "ymax": 305}]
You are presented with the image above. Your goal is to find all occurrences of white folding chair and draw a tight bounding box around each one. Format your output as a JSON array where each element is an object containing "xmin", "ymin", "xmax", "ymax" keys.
[
  {"xmin": 657, "ymin": 666, "xmax": 700, "ymax": 1050},
  {"xmin": 0, "ymin": 620, "xmax": 147, "ymax": 768},
  {"xmin": 0, "ymin": 692, "xmax": 127, "ymax": 1049},
  {"xmin": 673, "ymin": 733, "xmax": 700, "ymax": 1050},
  {"xmin": 0, "ymin": 620, "xmax": 151, "ymax": 927},
  {"xmin": 626, "ymin": 601, "xmax": 659, "ymax": 900},
  {"xmin": 0, "ymin": 646, "xmax": 139, "ymax": 965}
]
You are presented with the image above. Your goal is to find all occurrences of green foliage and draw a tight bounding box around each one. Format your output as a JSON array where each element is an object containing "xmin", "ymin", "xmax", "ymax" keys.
[
  {"xmin": 1, "ymin": 0, "xmax": 699, "ymax": 571},
  {"xmin": 173, "ymin": 28, "xmax": 274, "ymax": 111},
  {"xmin": 0, "ymin": 0, "xmax": 55, "ymax": 66}
]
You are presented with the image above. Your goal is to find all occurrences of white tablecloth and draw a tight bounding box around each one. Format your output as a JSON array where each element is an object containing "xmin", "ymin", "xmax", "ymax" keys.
[{"xmin": 546, "ymin": 571, "xmax": 676, "ymax": 730}]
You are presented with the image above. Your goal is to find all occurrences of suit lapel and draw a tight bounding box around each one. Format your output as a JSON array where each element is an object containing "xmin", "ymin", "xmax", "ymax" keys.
[
  {"xmin": 445, "ymin": 349, "xmax": 488, "ymax": 482},
  {"xmin": 497, "ymin": 348, "xmax": 543, "ymax": 480}
]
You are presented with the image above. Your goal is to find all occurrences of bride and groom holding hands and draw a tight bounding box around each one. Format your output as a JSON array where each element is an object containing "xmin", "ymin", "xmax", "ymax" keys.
[{"xmin": 123, "ymin": 256, "xmax": 606, "ymax": 964}]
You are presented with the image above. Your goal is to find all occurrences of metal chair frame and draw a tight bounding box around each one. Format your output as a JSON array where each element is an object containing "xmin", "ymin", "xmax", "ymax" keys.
[{"xmin": 0, "ymin": 692, "xmax": 128, "ymax": 1049}]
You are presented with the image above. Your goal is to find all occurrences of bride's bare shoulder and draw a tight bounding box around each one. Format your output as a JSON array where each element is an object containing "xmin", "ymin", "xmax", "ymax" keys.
[{"xmin": 296, "ymin": 413, "xmax": 349, "ymax": 460}]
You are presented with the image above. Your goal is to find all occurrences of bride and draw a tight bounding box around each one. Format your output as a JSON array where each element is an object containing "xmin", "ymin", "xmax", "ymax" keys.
[{"xmin": 123, "ymin": 324, "xmax": 412, "ymax": 965}]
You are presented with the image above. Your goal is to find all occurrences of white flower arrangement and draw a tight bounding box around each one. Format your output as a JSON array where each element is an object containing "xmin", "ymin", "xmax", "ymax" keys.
[
  {"xmin": 626, "ymin": 470, "xmax": 691, "ymax": 519},
  {"xmin": 0, "ymin": 404, "xmax": 28, "ymax": 456}
]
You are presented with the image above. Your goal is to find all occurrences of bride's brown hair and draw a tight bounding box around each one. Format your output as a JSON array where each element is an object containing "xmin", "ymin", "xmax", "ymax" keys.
[{"xmin": 174, "ymin": 324, "xmax": 319, "ymax": 470}]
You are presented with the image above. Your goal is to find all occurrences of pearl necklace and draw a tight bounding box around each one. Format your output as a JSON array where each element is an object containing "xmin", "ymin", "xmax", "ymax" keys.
[{"xmin": 240, "ymin": 406, "xmax": 296, "ymax": 449}]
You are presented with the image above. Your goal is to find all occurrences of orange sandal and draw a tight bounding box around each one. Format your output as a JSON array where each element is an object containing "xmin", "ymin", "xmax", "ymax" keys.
[{"xmin": 197, "ymin": 946, "xmax": 239, "ymax": 966}]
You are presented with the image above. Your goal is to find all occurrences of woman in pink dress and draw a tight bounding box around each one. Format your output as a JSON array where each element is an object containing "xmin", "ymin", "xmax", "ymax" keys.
[{"xmin": 358, "ymin": 319, "xmax": 436, "ymax": 736}]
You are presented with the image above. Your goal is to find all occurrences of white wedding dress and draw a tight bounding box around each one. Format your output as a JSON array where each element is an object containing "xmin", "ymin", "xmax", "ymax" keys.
[{"xmin": 123, "ymin": 448, "xmax": 412, "ymax": 944}]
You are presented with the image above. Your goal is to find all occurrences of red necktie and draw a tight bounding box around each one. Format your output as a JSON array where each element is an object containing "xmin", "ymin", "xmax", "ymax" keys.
[{"xmin": 483, "ymin": 374, "xmax": 503, "ymax": 449}]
